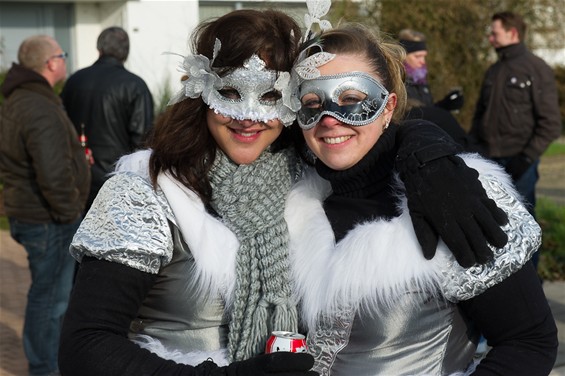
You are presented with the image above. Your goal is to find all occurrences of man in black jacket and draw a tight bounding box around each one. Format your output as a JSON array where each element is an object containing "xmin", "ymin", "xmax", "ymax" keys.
[
  {"xmin": 61, "ymin": 26, "xmax": 154, "ymax": 210},
  {"xmin": 470, "ymin": 11, "xmax": 562, "ymax": 268},
  {"xmin": 0, "ymin": 35, "xmax": 90, "ymax": 376}
]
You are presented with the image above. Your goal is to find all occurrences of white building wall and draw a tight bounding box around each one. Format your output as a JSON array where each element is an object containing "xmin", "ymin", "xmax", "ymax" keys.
[
  {"xmin": 535, "ymin": 48, "xmax": 565, "ymax": 67},
  {"xmin": 66, "ymin": 0, "xmax": 199, "ymax": 109},
  {"xmin": 72, "ymin": 3, "xmax": 102, "ymax": 70},
  {"xmin": 125, "ymin": 0, "xmax": 199, "ymax": 106}
]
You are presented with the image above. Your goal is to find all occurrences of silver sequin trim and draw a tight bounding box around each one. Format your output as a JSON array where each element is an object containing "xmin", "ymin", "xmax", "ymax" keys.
[
  {"xmin": 70, "ymin": 172, "xmax": 175, "ymax": 274},
  {"xmin": 441, "ymin": 174, "xmax": 541, "ymax": 302}
]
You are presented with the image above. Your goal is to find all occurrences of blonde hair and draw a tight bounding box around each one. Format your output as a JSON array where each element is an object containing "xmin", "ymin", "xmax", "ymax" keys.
[
  {"xmin": 398, "ymin": 29, "xmax": 426, "ymax": 42},
  {"xmin": 18, "ymin": 35, "xmax": 58, "ymax": 73}
]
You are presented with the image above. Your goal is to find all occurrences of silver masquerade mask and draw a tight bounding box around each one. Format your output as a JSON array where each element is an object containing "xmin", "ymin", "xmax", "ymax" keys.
[
  {"xmin": 297, "ymin": 71, "xmax": 390, "ymax": 129},
  {"xmin": 168, "ymin": 40, "xmax": 299, "ymax": 127},
  {"xmin": 208, "ymin": 55, "xmax": 298, "ymax": 126}
]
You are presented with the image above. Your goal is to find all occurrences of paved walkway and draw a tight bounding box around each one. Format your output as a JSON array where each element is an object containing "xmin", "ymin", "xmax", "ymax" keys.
[{"xmin": 0, "ymin": 229, "xmax": 563, "ymax": 375}]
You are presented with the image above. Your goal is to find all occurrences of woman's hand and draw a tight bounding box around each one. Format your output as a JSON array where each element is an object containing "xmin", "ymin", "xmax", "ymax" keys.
[
  {"xmin": 198, "ymin": 352, "xmax": 318, "ymax": 376},
  {"xmin": 396, "ymin": 120, "xmax": 508, "ymax": 267}
]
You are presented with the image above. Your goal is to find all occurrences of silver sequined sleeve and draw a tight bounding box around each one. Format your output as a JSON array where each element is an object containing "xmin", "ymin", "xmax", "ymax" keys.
[
  {"xmin": 441, "ymin": 170, "xmax": 541, "ymax": 302},
  {"xmin": 70, "ymin": 172, "xmax": 175, "ymax": 274}
]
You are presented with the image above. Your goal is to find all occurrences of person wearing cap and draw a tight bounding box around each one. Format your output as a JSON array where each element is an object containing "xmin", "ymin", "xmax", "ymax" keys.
[
  {"xmin": 399, "ymin": 28, "xmax": 464, "ymax": 112},
  {"xmin": 0, "ymin": 34, "xmax": 90, "ymax": 376}
]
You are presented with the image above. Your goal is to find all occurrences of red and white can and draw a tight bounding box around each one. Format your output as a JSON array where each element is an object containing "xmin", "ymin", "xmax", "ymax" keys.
[{"xmin": 265, "ymin": 331, "xmax": 307, "ymax": 353}]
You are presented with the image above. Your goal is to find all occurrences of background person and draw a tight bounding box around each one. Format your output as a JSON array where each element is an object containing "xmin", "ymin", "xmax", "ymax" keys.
[
  {"xmin": 470, "ymin": 11, "xmax": 562, "ymax": 268},
  {"xmin": 0, "ymin": 34, "xmax": 90, "ymax": 376},
  {"xmin": 61, "ymin": 26, "xmax": 154, "ymax": 211},
  {"xmin": 399, "ymin": 28, "xmax": 472, "ymax": 151},
  {"xmin": 399, "ymin": 28, "xmax": 464, "ymax": 112}
]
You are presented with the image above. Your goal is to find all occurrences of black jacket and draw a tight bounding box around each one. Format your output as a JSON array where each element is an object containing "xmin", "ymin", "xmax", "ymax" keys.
[
  {"xmin": 470, "ymin": 43, "xmax": 562, "ymax": 160},
  {"xmin": 61, "ymin": 56, "xmax": 154, "ymax": 208},
  {"xmin": 405, "ymin": 77, "xmax": 434, "ymax": 107},
  {"xmin": 0, "ymin": 63, "xmax": 90, "ymax": 223}
]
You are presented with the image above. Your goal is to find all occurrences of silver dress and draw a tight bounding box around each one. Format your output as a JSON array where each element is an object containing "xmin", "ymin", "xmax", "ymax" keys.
[
  {"xmin": 285, "ymin": 154, "xmax": 541, "ymax": 376},
  {"xmin": 70, "ymin": 170, "xmax": 239, "ymax": 365}
]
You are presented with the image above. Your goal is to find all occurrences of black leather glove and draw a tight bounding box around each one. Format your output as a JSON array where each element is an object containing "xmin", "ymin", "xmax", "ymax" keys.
[
  {"xmin": 197, "ymin": 352, "xmax": 318, "ymax": 376},
  {"xmin": 504, "ymin": 154, "xmax": 533, "ymax": 181},
  {"xmin": 396, "ymin": 120, "xmax": 509, "ymax": 267},
  {"xmin": 435, "ymin": 89, "xmax": 464, "ymax": 111}
]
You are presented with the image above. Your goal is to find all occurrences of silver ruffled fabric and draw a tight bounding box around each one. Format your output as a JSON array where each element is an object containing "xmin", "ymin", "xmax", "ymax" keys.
[
  {"xmin": 70, "ymin": 172, "xmax": 175, "ymax": 274},
  {"xmin": 440, "ymin": 173, "xmax": 541, "ymax": 302}
]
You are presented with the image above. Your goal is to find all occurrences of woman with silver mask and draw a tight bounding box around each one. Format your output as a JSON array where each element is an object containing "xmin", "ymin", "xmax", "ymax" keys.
[
  {"xmin": 59, "ymin": 10, "xmax": 316, "ymax": 376},
  {"xmin": 287, "ymin": 24, "xmax": 557, "ymax": 375},
  {"xmin": 59, "ymin": 7, "xmax": 513, "ymax": 376}
]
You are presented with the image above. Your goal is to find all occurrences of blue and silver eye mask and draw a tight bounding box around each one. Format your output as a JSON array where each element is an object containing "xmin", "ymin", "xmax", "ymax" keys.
[{"xmin": 297, "ymin": 71, "xmax": 389, "ymax": 130}]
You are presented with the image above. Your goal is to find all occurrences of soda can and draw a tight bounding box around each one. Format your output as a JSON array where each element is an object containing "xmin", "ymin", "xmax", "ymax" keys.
[{"xmin": 265, "ymin": 331, "xmax": 307, "ymax": 353}]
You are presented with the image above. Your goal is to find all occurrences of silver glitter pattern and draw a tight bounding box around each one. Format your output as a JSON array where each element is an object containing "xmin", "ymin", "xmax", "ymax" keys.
[
  {"xmin": 70, "ymin": 172, "xmax": 175, "ymax": 274},
  {"xmin": 441, "ymin": 174, "xmax": 541, "ymax": 302}
]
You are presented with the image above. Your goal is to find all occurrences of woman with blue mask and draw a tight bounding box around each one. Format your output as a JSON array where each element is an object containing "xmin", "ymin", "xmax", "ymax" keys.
[{"xmin": 288, "ymin": 24, "xmax": 557, "ymax": 375}]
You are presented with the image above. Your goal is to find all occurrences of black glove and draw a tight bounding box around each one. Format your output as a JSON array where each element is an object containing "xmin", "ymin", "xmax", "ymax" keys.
[
  {"xmin": 197, "ymin": 352, "xmax": 318, "ymax": 376},
  {"xmin": 396, "ymin": 120, "xmax": 509, "ymax": 267},
  {"xmin": 504, "ymin": 154, "xmax": 533, "ymax": 181},
  {"xmin": 435, "ymin": 89, "xmax": 464, "ymax": 111}
]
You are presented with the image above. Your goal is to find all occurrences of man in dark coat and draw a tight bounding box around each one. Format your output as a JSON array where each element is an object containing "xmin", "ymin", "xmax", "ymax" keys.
[
  {"xmin": 470, "ymin": 11, "xmax": 562, "ymax": 268},
  {"xmin": 61, "ymin": 26, "xmax": 154, "ymax": 210},
  {"xmin": 0, "ymin": 35, "xmax": 90, "ymax": 375}
]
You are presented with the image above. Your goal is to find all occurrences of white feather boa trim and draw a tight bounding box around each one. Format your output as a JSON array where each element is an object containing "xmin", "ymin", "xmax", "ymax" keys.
[
  {"xmin": 132, "ymin": 335, "xmax": 229, "ymax": 367},
  {"xmin": 115, "ymin": 150, "xmax": 239, "ymax": 304},
  {"xmin": 286, "ymin": 153, "xmax": 526, "ymax": 329}
]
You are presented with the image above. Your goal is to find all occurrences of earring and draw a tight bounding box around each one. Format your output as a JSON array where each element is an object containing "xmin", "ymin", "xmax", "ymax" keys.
[{"xmin": 384, "ymin": 118, "xmax": 390, "ymax": 130}]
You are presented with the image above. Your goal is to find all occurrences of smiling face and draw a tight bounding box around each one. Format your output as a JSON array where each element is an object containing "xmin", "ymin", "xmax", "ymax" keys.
[
  {"xmin": 206, "ymin": 110, "xmax": 284, "ymax": 165},
  {"xmin": 300, "ymin": 54, "xmax": 397, "ymax": 171},
  {"xmin": 205, "ymin": 54, "xmax": 289, "ymax": 165}
]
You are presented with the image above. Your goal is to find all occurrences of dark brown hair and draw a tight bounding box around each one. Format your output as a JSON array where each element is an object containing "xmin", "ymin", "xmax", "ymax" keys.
[
  {"xmin": 493, "ymin": 11, "xmax": 527, "ymax": 42},
  {"xmin": 148, "ymin": 9, "xmax": 302, "ymax": 204}
]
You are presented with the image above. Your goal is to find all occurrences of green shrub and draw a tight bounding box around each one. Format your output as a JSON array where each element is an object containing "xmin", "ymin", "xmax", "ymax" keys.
[
  {"xmin": 0, "ymin": 70, "xmax": 6, "ymax": 105},
  {"xmin": 544, "ymin": 141, "xmax": 565, "ymax": 157},
  {"xmin": 538, "ymin": 197, "xmax": 565, "ymax": 281},
  {"xmin": 0, "ymin": 216, "xmax": 7, "ymax": 231},
  {"xmin": 555, "ymin": 65, "xmax": 565, "ymax": 132}
]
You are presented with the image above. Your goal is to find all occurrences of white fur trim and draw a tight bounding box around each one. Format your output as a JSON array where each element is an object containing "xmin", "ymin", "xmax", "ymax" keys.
[
  {"xmin": 132, "ymin": 335, "xmax": 229, "ymax": 366},
  {"xmin": 286, "ymin": 169, "xmax": 451, "ymax": 329},
  {"xmin": 114, "ymin": 149, "xmax": 152, "ymax": 180},
  {"xmin": 115, "ymin": 150, "xmax": 238, "ymax": 303},
  {"xmin": 287, "ymin": 154, "xmax": 532, "ymax": 329},
  {"xmin": 158, "ymin": 172, "xmax": 238, "ymax": 303}
]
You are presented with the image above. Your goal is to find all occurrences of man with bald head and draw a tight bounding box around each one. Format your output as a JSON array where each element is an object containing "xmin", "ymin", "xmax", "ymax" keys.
[{"xmin": 0, "ymin": 35, "xmax": 90, "ymax": 376}]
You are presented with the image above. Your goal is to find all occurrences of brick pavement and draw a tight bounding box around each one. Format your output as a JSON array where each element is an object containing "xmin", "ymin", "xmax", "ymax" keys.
[
  {"xmin": 0, "ymin": 228, "xmax": 564, "ymax": 375},
  {"xmin": 0, "ymin": 229, "xmax": 29, "ymax": 376}
]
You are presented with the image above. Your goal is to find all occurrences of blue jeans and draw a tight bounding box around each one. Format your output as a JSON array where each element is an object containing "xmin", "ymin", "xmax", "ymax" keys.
[
  {"xmin": 493, "ymin": 158, "xmax": 540, "ymax": 267},
  {"xmin": 9, "ymin": 218, "xmax": 81, "ymax": 376}
]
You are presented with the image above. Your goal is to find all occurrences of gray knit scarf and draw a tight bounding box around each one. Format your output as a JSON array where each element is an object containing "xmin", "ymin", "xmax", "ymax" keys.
[{"xmin": 209, "ymin": 147, "xmax": 301, "ymax": 362}]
